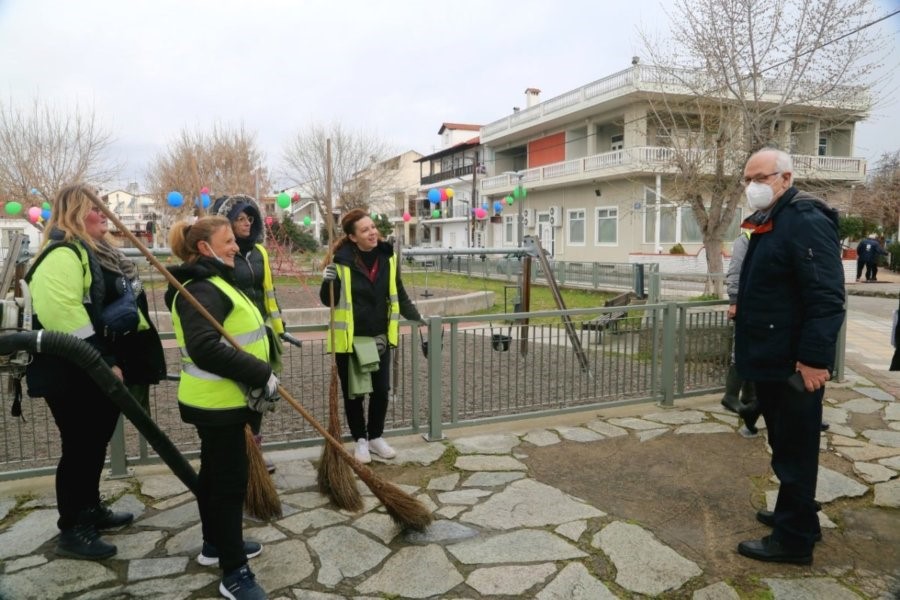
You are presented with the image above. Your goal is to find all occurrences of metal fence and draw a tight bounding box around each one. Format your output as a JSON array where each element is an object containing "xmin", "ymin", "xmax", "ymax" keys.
[{"xmin": 0, "ymin": 299, "xmax": 735, "ymax": 480}]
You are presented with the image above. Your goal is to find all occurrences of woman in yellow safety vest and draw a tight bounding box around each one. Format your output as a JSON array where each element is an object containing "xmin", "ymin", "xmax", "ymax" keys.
[
  {"xmin": 166, "ymin": 216, "xmax": 276, "ymax": 600},
  {"xmin": 212, "ymin": 194, "xmax": 285, "ymax": 474},
  {"xmin": 26, "ymin": 183, "xmax": 165, "ymax": 561},
  {"xmin": 320, "ymin": 208, "xmax": 424, "ymax": 464}
]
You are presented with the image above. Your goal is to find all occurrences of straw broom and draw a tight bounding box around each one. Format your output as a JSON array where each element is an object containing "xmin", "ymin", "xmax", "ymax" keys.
[{"xmin": 91, "ymin": 200, "xmax": 431, "ymax": 530}]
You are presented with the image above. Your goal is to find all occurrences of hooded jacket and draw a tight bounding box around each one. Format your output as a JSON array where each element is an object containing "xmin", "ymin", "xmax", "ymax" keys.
[
  {"xmin": 165, "ymin": 257, "xmax": 272, "ymax": 426},
  {"xmin": 734, "ymin": 187, "xmax": 846, "ymax": 382},
  {"xmin": 318, "ymin": 240, "xmax": 421, "ymax": 343}
]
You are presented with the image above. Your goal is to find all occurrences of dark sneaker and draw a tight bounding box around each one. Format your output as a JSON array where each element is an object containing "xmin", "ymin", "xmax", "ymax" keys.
[
  {"xmin": 219, "ymin": 564, "xmax": 267, "ymax": 600},
  {"xmin": 197, "ymin": 540, "xmax": 263, "ymax": 566},
  {"xmin": 87, "ymin": 503, "xmax": 134, "ymax": 531},
  {"xmin": 756, "ymin": 509, "xmax": 823, "ymax": 541},
  {"xmin": 737, "ymin": 535, "xmax": 812, "ymax": 565},
  {"xmin": 56, "ymin": 524, "xmax": 117, "ymax": 560}
]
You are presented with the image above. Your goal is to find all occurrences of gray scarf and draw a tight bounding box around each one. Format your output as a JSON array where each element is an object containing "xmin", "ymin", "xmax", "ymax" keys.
[{"xmin": 90, "ymin": 238, "xmax": 142, "ymax": 295}]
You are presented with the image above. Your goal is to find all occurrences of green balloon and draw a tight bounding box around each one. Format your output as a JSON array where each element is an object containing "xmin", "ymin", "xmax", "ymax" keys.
[
  {"xmin": 4, "ymin": 201, "xmax": 22, "ymax": 215},
  {"xmin": 42, "ymin": 201, "xmax": 51, "ymax": 210},
  {"xmin": 303, "ymin": 216, "xmax": 311, "ymax": 226},
  {"xmin": 506, "ymin": 196, "xmax": 514, "ymax": 205},
  {"xmin": 431, "ymin": 208, "xmax": 441, "ymax": 218},
  {"xmin": 513, "ymin": 186, "xmax": 521, "ymax": 199},
  {"xmin": 276, "ymin": 192, "xmax": 291, "ymax": 208}
]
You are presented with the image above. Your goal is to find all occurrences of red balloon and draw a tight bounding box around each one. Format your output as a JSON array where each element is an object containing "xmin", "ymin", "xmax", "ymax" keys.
[
  {"xmin": 200, "ymin": 186, "xmax": 209, "ymax": 194},
  {"xmin": 402, "ymin": 212, "xmax": 411, "ymax": 222},
  {"xmin": 439, "ymin": 188, "xmax": 448, "ymax": 202},
  {"xmin": 291, "ymin": 193, "xmax": 300, "ymax": 201},
  {"xmin": 264, "ymin": 216, "xmax": 274, "ymax": 226}
]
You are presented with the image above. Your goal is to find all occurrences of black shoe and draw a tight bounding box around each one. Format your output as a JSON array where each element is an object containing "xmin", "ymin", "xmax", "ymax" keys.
[
  {"xmin": 820, "ymin": 421, "xmax": 830, "ymax": 432},
  {"xmin": 56, "ymin": 524, "xmax": 117, "ymax": 560},
  {"xmin": 756, "ymin": 510, "xmax": 823, "ymax": 541},
  {"xmin": 86, "ymin": 503, "xmax": 134, "ymax": 531},
  {"xmin": 220, "ymin": 564, "xmax": 267, "ymax": 600},
  {"xmin": 737, "ymin": 535, "xmax": 813, "ymax": 565}
]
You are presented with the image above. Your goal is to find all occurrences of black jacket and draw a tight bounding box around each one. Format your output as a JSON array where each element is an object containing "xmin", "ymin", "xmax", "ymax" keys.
[
  {"xmin": 319, "ymin": 240, "xmax": 421, "ymax": 340},
  {"xmin": 735, "ymin": 187, "xmax": 846, "ymax": 381},
  {"xmin": 165, "ymin": 258, "xmax": 271, "ymax": 426}
]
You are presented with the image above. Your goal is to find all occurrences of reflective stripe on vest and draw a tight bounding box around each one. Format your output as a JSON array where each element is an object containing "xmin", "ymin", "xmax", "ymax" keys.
[
  {"xmin": 171, "ymin": 276, "xmax": 270, "ymax": 410},
  {"xmin": 327, "ymin": 254, "xmax": 400, "ymax": 352},
  {"xmin": 257, "ymin": 244, "xmax": 285, "ymax": 335}
]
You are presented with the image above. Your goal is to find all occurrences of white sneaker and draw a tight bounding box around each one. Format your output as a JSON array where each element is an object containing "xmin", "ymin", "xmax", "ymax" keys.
[
  {"xmin": 354, "ymin": 439, "xmax": 371, "ymax": 464},
  {"xmin": 368, "ymin": 437, "xmax": 396, "ymax": 459}
]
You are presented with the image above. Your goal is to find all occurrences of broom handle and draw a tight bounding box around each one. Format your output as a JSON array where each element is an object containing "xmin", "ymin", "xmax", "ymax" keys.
[{"xmin": 88, "ymin": 198, "xmax": 364, "ymax": 467}]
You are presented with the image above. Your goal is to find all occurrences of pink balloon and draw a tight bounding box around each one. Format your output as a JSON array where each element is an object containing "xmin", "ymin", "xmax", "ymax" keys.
[
  {"xmin": 402, "ymin": 212, "xmax": 411, "ymax": 222},
  {"xmin": 474, "ymin": 207, "xmax": 488, "ymax": 219},
  {"xmin": 200, "ymin": 186, "xmax": 209, "ymax": 194},
  {"xmin": 439, "ymin": 188, "xmax": 448, "ymax": 202},
  {"xmin": 27, "ymin": 206, "xmax": 41, "ymax": 219}
]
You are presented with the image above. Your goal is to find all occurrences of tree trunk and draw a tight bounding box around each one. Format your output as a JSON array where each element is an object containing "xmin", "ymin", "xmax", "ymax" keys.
[{"xmin": 705, "ymin": 238, "xmax": 725, "ymax": 298}]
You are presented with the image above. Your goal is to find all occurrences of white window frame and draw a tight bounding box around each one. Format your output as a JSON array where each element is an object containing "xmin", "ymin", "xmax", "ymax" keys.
[
  {"xmin": 610, "ymin": 134, "xmax": 624, "ymax": 151},
  {"xmin": 567, "ymin": 208, "xmax": 586, "ymax": 246},
  {"xmin": 594, "ymin": 206, "xmax": 619, "ymax": 246},
  {"xmin": 503, "ymin": 215, "xmax": 516, "ymax": 246}
]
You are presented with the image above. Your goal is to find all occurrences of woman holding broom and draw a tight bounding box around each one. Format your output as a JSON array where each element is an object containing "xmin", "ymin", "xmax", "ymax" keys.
[
  {"xmin": 166, "ymin": 216, "xmax": 277, "ymax": 600},
  {"xmin": 320, "ymin": 208, "xmax": 424, "ymax": 464},
  {"xmin": 26, "ymin": 183, "xmax": 165, "ymax": 560}
]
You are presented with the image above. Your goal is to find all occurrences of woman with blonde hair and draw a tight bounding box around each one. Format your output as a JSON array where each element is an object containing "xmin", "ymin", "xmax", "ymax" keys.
[
  {"xmin": 320, "ymin": 208, "xmax": 423, "ymax": 464},
  {"xmin": 166, "ymin": 216, "xmax": 274, "ymax": 600},
  {"xmin": 26, "ymin": 183, "xmax": 165, "ymax": 560}
]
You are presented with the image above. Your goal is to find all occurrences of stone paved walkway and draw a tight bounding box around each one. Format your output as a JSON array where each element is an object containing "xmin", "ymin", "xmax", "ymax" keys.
[{"xmin": 1, "ymin": 370, "xmax": 898, "ymax": 599}]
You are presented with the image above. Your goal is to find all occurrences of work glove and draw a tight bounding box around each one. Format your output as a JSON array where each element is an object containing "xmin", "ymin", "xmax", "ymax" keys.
[
  {"xmin": 322, "ymin": 264, "xmax": 338, "ymax": 281},
  {"xmin": 374, "ymin": 334, "xmax": 388, "ymax": 356},
  {"xmin": 248, "ymin": 373, "xmax": 280, "ymax": 413}
]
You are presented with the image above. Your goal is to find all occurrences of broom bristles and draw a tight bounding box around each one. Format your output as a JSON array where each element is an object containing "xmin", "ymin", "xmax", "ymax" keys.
[
  {"xmin": 244, "ymin": 425, "xmax": 282, "ymax": 520},
  {"xmin": 317, "ymin": 364, "xmax": 364, "ymax": 511}
]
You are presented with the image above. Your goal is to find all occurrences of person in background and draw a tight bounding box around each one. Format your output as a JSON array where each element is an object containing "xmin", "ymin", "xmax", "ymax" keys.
[
  {"xmin": 319, "ymin": 208, "xmax": 424, "ymax": 464},
  {"xmin": 734, "ymin": 149, "xmax": 845, "ymax": 565},
  {"xmin": 167, "ymin": 216, "xmax": 276, "ymax": 600},
  {"xmin": 26, "ymin": 183, "xmax": 165, "ymax": 560},
  {"xmin": 721, "ymin": 229, "xmax": 761, "ymax": 437},
  {"xmin": 212, "ymin": 195, "xmax": 285, "ymax": 473},
  {"xmin": 858, "ymin": 233, "xmax": 887, "ymax": 282}
]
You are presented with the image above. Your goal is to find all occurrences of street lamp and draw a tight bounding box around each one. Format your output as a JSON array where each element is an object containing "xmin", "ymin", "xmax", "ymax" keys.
[{"xmin": 503, "ymin": 171, "xmax": 526, "ymax": 247}]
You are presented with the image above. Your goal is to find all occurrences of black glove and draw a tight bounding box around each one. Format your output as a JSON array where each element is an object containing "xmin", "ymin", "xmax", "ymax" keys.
[
  {"xmin": 374, "ymin": 334, "xmax": 388, "ymax": 356},
  {"xmin": 248, "ymin": 373, "xmax": 280, "ymax": 413}
]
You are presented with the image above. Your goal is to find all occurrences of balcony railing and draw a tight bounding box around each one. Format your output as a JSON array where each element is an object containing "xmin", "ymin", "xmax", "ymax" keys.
[
  {"xmin": 482, "ymin": 65, "xmax": 870, "ymax": 141},
  {"xmin": 420, "ymin": 164, "xmax": 474, "ymax": 185},
  {"xmin": 481, "ymin": 147, "xmax": 866, "ymax": 192}
]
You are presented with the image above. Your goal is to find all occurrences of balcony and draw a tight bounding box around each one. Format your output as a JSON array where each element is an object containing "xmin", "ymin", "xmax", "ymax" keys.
[
  {"xmin": 481, "ymin": 147, "xmax": 866, "ymax": 194},
  {"xmin": 482, "ymin": 65, "xmax": 870, "ymax": 144},
  {"xmin": 420, "ymin": 163, "xmax": 474, "ymax": 185}
]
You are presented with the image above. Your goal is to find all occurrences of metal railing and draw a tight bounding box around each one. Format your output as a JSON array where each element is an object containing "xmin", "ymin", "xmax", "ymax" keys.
[{"xmin": 0, "ymin": 298, "xmax": 738, "ymax": 479}]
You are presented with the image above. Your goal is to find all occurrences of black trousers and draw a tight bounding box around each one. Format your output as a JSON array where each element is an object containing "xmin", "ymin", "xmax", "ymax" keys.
[
  {"xmin": 335, "ymin": 350, "xmax": 391, "ymax": 441},
  {"xmin": 195, "ymin": 422, "xmax": 249, "ymax": 575},
  {"xmin": 864, "ymin": 261, "xmax": 879, "ymax": 281},
  {"xmin": 756, "ymin": 380, "xmax": 823, "ymax": 552},
  {"xmin": 45, "ymin": 379, "xmax": 121, "ymax": 531}
]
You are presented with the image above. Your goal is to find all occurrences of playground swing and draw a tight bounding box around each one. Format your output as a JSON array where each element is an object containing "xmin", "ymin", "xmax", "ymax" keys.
[
  {"xmin": 480, "ymin": 254, "xmax": 512, "ymax": 352},
  {"xmin": 407, "ymin": 255, "xmax": 444, "ymax": 358}
]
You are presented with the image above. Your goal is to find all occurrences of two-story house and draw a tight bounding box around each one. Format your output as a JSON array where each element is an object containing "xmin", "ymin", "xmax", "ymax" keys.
[
  {"xmin": 478, "ymin": 65, "xmax": 868, "ymax": 261},
  {"xmin": 410, "ymin": 123, "xmax": 484, "ymax": 248},
  {"xmin": 102, "ymin": 188, "xmax": 158, "ymax": 246}
]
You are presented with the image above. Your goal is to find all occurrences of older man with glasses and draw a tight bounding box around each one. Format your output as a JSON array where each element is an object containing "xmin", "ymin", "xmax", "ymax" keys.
[{"xmin": 732, "ymin": 148, "xmax": 845, "ymax": 565}]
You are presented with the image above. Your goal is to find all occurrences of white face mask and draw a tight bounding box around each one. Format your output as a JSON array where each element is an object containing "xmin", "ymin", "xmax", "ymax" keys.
[{"xmin": 745, "ymin": 182, "xmax": 775, "ymax": 210}]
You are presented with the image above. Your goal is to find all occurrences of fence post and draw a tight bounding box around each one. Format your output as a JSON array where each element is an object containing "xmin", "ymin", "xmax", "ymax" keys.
[
  {"xmin": 659, "ymin": 303, "xmax": 677, "ymax": 407},
  {"xmin": 633, "ymin": 263, "xmax": 645, "ymax": 298},
  {"xmin": 423, "ymin": 316, "xmax": 445, "ymax": 441},
  {"xmin": 592, "ymin": 262, "xmax": 600, "ymax": 290},
  {"xmin": 833, "ymin": 311, "xmax": 847, "ymax": 382},
  {"xmin": 107, "ymin": 415, "xmax": 131, "ymax": 479}
]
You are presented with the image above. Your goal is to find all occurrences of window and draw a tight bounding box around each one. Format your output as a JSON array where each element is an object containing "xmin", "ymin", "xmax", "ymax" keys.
[
  {"xmin": 643, "ymin": 188, "xmax": 676, "ymax": 244},
  {"xmin": 680, "ymin": 207, "xmax": 703, "ymax": 243},
  {"xmin": 504, "ymin": 215, "xmax": 515, "ymax": 245},
  {"xmin": 568, "ymin": 209, "xmax": 585, "ymax": 245},
  {"xmin": 595, "ymin": 207, "xmax": 618, "ymax": 245},
  {"xmin": 610, "ymin": 134, "xmax": 624, "ymax": 151},
  {"xmin": 818, "ymin": 136, "xmax": 828, "ymax": 156}
]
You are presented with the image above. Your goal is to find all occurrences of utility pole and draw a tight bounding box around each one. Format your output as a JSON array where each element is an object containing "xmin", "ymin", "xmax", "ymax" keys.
[
  {"xmin": 325, "ymin": 138, "xmax": 333, "ymax": 244},
  {"xmin": 470, "ymin": 151, "xmax": 479, "ymax": 248}
]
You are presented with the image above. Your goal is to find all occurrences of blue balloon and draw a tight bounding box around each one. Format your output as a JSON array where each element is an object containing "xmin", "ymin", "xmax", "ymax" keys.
[
  {"xmin": 482, "ymin": 203, "xmax": 488, "ymax": 210},
  {"xmin": 493, "ymin": 200, "xmax": 503, "ymax": 212},
  {"xmin": 427, "ymin": 188, "xmax": 441, "ymax": 203},
  {"xmin": 41, "ymin": 208, "xmax": 51, "ymax": 220},
  {"xmin": 200, "ymin": 193, "xmax": 210, "ymax": 208},
  {"xmin": 167, "ymin": 191, "xmax": 184, "ymax": 207},
  {"xmin": 30, "ymin": 188, "xmax": 38, "ymax": 195}
]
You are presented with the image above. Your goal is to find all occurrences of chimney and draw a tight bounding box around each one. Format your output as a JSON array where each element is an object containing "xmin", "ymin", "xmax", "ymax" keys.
[{"xmin": 525, "ymin": 87, "xmax": 541, "ymax": 109}]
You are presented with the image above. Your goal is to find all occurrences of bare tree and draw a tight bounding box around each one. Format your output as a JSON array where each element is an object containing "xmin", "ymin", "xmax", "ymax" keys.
[
  {"xmin": 281, "ymin": 122, "xmax": 396, "ymax": 238},
  {"xmin": 639, "ymin": 0, "xmax": 886, "ymax": 288},
  {"xmin": 853, "ymin": 150, "xmax": 900, "ymax": 237},
  {"xmin": 146, "ymin": 122, "xmax": 269, "ymax": 213},
  {"xmin": 0, "ymin": 97, "xmax": 118, "ymax": 204}
]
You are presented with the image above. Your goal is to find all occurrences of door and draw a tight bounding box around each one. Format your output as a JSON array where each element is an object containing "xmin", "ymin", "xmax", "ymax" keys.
[{"xmin": 537, "ymin": 213, "xmax": 555, "ymax": 255}]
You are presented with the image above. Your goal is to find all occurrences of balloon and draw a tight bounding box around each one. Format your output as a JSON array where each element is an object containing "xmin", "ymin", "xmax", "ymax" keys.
[
  {"xmin": 482, "ymin": 203, "xmax": 488, "ymax": 210},
  {"xmin": 446, "ymin": 188, "xmax": 454, "ymax": 199},
  {"xmin": 303, "ymin": 216, "xmax": 311, "ymax": 226},
  {"xmin": 439, "ymin": 188, "xmax": 448, "ymax": 202},
  {"xmin": 200, "ymin": 186, "xmax": 209, "ymax": 194},
  {"xmin": 41, "ymin": 202, "xmax": 51, "ymax": 210},
  {"xmin": 427, "ymin": 188, "xmax": 441, "ymax": 203},
  {"xmin": 4, "ymin": 201, "xmax": 22, "ymax": 215},
  {"xmin": 291, "ymin": 192, "xmax": 300, "ymax": 201},
  {"xmin": 200, "ymin": 193, "xmax": 210, "ymax": 208},
  {"xmin": 431, "ymin": 208, "xmax": 441, "ymax": 218},
  {"xmin": 402, "ymin": 211, "xmax": 411, "ymax": 222},
  {"xmin": 264, "ymin": 216, "xmax": 274, "ymax": 226},
  {"xmin": 276, "ymin": 192, "xmax": 291, "ymax": 208},
  {"xmin": 506, "ymin": 196, "xmax": 514, "ymax": 205},
  {"xmin": 475, "ymin": 207, "xmax": 487, "ymax": 219},
  {"xmin": 513, "ymin": 186, "xmax": 521, "ymax": 199},
  {"xmin": 493, "ymin": 201, "xmax": 503, "ymax": 212},
  {"xmin": 519, "ymin": 186, "xmax": 527, "ymax": 198},
  {"xmin": 167, "ymin": 191, "xmax": 184, "ymax": 207},
  {"xmin": 41, "ymin": 208, "xmax": 51, "ymax": 220},
  {"xmin": 30, "ymin": 188, "xmax": 38, "ymax": 195},
  {"xmin": 27, "ymin": 206, "xmax": 41, "ymax": 219}
]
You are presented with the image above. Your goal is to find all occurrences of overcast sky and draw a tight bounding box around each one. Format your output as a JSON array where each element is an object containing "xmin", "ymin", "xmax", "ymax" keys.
[{"xmin": 1, "ymin": 0, "xmax": 898, "ymax": 192}]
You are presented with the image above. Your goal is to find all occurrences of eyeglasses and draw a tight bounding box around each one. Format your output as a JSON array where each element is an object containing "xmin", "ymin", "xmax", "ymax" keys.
[
  {"xmin": 235, "ymin": 215, "xmax": 254, "ymax": 224},
  {"xmin": 741, "ymin": 172, "xmax": 781, "ymax": 186}
]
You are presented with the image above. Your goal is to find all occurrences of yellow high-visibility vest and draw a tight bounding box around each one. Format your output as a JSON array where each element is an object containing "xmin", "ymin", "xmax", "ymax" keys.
[{"xmin": 327, "ymin": 255, "xmax": 400, "ymax": 353}]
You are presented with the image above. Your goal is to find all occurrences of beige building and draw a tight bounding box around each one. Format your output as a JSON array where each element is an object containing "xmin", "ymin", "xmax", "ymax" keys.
[
  {"xmin": 343, "ymin": 149, "xmax": 423, "ymax": 220},
  {"xmin": 479, "ymin": 65, "xmax": 868, "ymax": 261}
]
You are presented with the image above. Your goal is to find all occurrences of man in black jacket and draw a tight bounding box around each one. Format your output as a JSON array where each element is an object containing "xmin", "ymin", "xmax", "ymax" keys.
[{"xmin": 734, "ymin": 149, "xmax": 845, "ymax": 565}]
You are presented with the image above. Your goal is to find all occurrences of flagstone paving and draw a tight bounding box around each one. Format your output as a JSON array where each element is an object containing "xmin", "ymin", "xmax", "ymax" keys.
[{"xmin": 1, "ymin": 376, "xmax": 898, "ymax": 599}]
